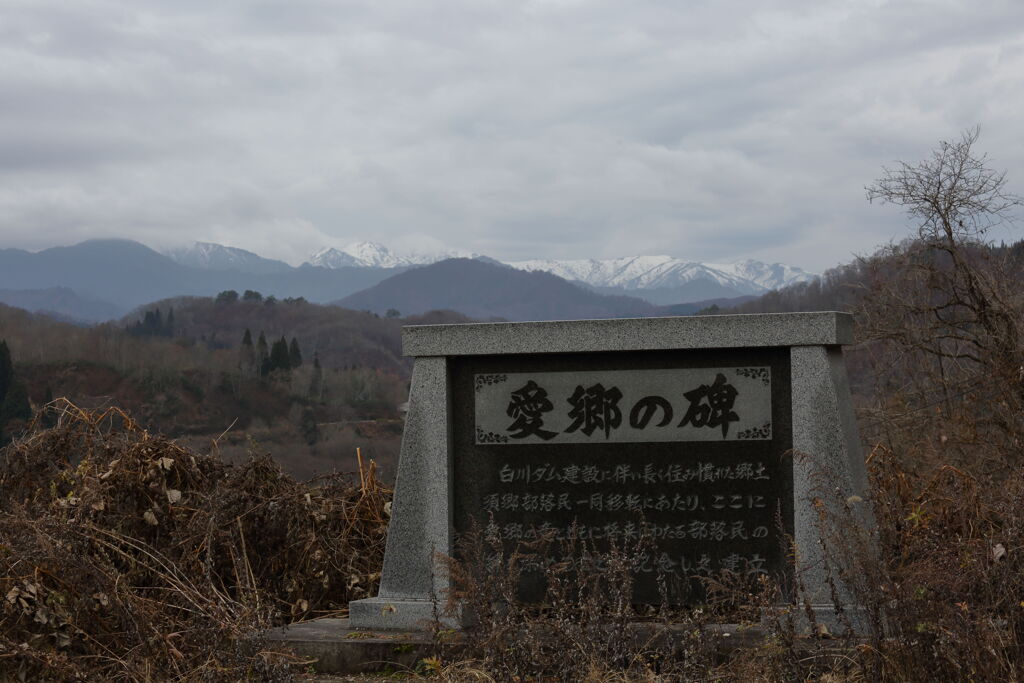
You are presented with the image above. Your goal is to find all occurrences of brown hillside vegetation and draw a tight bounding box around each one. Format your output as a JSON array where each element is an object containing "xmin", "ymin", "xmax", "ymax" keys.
[
  {"xmin": 128, "ymin": 295, "xmax": 409, "ymax": 374},
  {"xmin": 0, "ymin": 300, "xmax": 472, "ymax": 481}
]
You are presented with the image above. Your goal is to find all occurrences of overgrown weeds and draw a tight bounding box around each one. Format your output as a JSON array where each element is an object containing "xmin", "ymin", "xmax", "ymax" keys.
[
  {"xmin": 438, "ymin": 523, "xmax": 722, "ymax": 681},
  {"xmin": 837, "ymin": 448, "xmax": 1024, "ymax": 682},
  {"xmin": 426, "ymin": 446, "xmax": 1024, "ymax": 682},
  {"xmin": 0, "ymin": 399, "xmax": 390, "ymax": 681}
]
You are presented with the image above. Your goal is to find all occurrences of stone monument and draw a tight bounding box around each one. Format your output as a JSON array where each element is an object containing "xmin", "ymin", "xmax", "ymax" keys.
[{"xmin": 350, "ymin": 312, "xmax": 867, "ymax": 630}]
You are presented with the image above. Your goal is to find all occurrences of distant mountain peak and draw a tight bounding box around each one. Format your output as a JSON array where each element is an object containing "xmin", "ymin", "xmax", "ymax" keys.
[
  {"xmin": 306, "ymin": 241, "xmax": 480, "ymax": 269},
  {"xmin": 306, "ymin": 246, "xmax": 366, "ymax": 269},
  {"xmin": 335, "ymin": 242, "xmax": 408, "ymax": 268},
  {"xmin": 335, "ymin": 257, "xmax": 656, "ymax": 321},
  {"xmin": 704, "ymin": 259, "xmax": 816, "ymax": 291},
  {"xmin": 164, "ymin": 242, "xmax": 292, "ymax": 274}
]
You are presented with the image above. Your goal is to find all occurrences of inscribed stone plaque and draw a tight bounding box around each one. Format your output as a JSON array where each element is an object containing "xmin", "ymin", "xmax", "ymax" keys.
[
  {"xmin": 452, "ymin": 348, "xmax": 794, "ymax": 605},
  {"xmin": 474, "ymin": 367, "xmax": 772, "ymax": 445}
]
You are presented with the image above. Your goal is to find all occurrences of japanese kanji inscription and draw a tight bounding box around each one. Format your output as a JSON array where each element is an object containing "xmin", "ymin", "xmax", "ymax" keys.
[{"xmin": 474, "ymin": 367, "xmax": 772, "ymax": 444}]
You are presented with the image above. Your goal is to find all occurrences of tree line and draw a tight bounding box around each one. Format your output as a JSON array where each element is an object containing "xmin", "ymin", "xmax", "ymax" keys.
[{"xmin": 128, "ymin": 307, "xmax": 175, "ymax": 337}]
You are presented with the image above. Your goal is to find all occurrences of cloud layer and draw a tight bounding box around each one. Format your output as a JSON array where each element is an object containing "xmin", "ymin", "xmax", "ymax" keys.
[{"xmin": 2, "ymin": 0, "xmax": 1023, "ymax": 270}]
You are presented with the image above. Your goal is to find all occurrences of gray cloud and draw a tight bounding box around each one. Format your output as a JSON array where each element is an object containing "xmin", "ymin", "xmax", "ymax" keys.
[{"xmin": 1, "ymin": 0, "xmax": 1023, "ymax": 270}]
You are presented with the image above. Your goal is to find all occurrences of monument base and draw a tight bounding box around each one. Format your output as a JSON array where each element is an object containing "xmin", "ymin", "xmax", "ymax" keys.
[
  {"xmin": 349, "ymin": 596, "xmax": 456, "ymax": 631},
  {"xmin": 764, "ymin": 604, "xmax": 871, "ymax": 637},
  {"xmin": 267, "ymin": 617, "xmax": 867, "ymax": 675},
  {"xmin": 349, "ymin": 596, "xmax": 870, "ymax": 637},
  {"xmin": 265, "ymin": 617, "xmax": 433, "ymax": 674}
]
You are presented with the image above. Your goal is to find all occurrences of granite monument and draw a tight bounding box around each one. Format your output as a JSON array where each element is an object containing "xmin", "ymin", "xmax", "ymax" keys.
[{"xmin": 350, "ymin": 312, "xmax": 867, "ymax": 630}]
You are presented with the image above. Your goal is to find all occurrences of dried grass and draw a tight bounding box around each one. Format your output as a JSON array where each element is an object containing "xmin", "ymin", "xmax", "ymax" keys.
[{"xmin": 0, "ymin": 399, "xmax": 390, "ymax": 681}]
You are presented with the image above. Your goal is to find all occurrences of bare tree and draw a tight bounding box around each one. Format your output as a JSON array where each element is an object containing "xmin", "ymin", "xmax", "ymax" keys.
[
  {"xmin": 859, "ymin": 127, "xmax": 1024, "ymax": 467},
  {"xmin": 864, "ymin": 127, "xmax": 1022, "ymax": 362},
  {"xmin": 869, "ymin": 127, "xmax": 1020, "ymax": 242}
]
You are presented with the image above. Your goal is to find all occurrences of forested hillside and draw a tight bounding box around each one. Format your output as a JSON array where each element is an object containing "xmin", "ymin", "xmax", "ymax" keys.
[{"xmin": 0, "ymin": 297, "xmax": 471, "ymax": 480}]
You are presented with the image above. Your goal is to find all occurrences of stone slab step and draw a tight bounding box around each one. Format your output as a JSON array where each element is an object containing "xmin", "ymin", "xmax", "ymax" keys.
[{"xmin": 266, "ymin": 617, "xmax": 437, "ymax": 675}]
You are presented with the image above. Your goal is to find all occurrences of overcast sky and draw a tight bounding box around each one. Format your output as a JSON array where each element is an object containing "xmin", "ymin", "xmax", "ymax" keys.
[{"xmin": 2, "ymin": 0, "xmax": 1023, "ymax": 271}]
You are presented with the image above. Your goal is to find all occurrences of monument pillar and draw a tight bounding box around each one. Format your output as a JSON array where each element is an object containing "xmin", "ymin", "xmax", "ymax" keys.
[
  {"xmin": 790, "ymin": 344, "xmax": 870, "ymax": 628},
  {"xmin": 349, "ymin": 357, "xmax": 456, "ymax": 630}
]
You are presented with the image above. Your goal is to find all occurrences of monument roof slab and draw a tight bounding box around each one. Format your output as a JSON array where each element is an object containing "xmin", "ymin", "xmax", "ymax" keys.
[{"xmin": 402, "ymin": 312, "xmax": 853, "ymax": 357}]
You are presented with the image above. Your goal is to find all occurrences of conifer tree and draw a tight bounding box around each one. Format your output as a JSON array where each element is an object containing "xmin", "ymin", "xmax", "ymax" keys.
[
  {"xmin": 270, "ymin": 337, "xmax": 291, "ymax": 372},
  {"xmin": 308, "ymin": 351, "xmax": 323, "ymax": 399},
  {"xmin": 0, "ymin": 380, "xmax": 30, "ymax": 424},
  {"xmin": 0, "ymin": 340, "xmax": 12, "ymax": 407},
  {"xmin": 256, "ymin": 332, "xmax": 269, "ymax": 377},
  {"xmin": 289, "ymin": 337, "xmax": 302, "ymax": 368},
  {"xmin": 239, "ymin": 329, "xmax": 255, "ymax": 376},
  {"xmin": 0, "ymin": 340, "xmax": 29, "ymax": 429}
]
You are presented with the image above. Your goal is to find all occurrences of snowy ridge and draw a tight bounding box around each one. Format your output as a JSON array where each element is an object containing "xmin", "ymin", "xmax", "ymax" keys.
[
  {"xmin": 707, "ymin": 260, "xmax": 815, "ymax": 292},
  {"xmin": 305, "ymin": 242, "xmax": 816, "ymax": 293},
  {"xmin": 507, "ymin": 255, "xmax": 815, "ymax": 293},
  {"xmin": 306, "ymin": 241, "xmax": 480, "ymax": 269},
  {"xmin": 164, "ymin": 242, "xmax": 291, "ymax": 274}
]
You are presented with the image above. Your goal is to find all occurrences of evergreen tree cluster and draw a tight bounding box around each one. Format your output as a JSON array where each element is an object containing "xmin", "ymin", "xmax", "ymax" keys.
[
  {"xmin": 0, "ymin": 340, "xmax": 32, "ymax": 443},
  {"xmin": 239, "ymin": 329, "xmax": 303, "ymax": 378},
  {"xmin": 129, "ymin": 307, "xmax": 175, "ymax": 337},
  {"xmin": 217, "ymin": 290, "xmax": 306, "ymax": 307}
]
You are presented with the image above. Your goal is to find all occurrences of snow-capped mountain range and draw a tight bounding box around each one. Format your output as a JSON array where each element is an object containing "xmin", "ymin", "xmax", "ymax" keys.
[
  {"xmin": 507, "ymin": 256, "xmax": 813, "ymax": 294},
  {"xmin": 163, "ymin": 240, "xmax": 816, "ymax": 302}
]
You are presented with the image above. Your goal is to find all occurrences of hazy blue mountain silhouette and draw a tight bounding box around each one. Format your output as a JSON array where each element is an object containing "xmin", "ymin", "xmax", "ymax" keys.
[
  {"xmin": 335, "ymin": 258, "xmax": 657, "ymax": 321},
  {"xmin": 0, "ymin": 287, "xmax": 124, "ymax": 323},
  {"xmin": 0, "ymin": 240, "xmax": 199, "ymax": 313},
  {"xmin": 0, "ymin": 239, "xmax": 403, "ymax": 318}
]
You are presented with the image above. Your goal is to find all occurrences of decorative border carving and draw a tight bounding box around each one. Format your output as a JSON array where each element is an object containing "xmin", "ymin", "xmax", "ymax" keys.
[
  {"xmin": 734, "ymin": 367, "xmax": 770, "ymax": 385},
  {"xmin": 736, "ymin": 422, "xmax": 772, "ymax": 440},
  {"xmin": 475, "ymin": 374, "xmax": 508, "ymax": 392}
]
